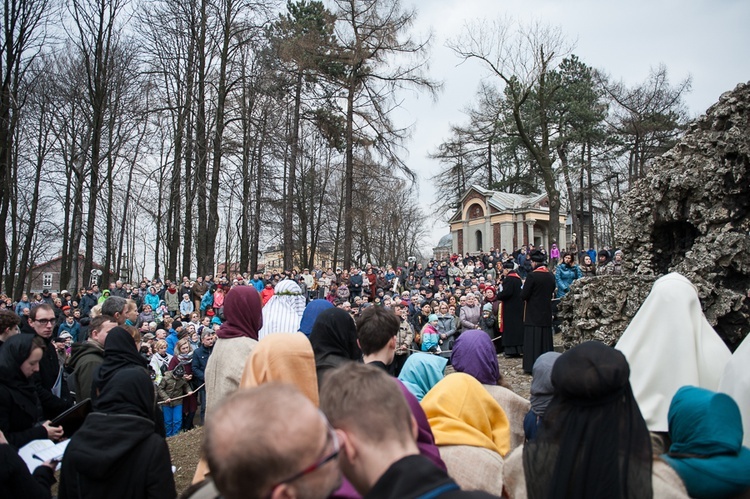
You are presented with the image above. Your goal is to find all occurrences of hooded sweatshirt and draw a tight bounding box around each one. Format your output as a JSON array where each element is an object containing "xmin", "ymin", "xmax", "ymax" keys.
[
  {"xmin": 66, "ymin": 341, "xmax": 104, "ymax": 403},
  {"xmin": 58, "ymin": 368, "xmax": 175, "ymax": 499}
]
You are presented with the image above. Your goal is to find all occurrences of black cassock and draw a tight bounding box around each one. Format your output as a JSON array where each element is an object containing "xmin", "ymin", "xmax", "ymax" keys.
[{"xmin": 520, "ymin": 266, "xmax": 556, "ymax": 373}]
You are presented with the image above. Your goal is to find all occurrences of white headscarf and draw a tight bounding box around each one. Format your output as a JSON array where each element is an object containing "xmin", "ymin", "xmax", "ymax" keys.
[
  {"xmin": 615, "ymin": 273, "xmax": 731, "ymax": 432},
  {"xmin": 719, "ymin": 333, "xmax": 750, "ymax": 446},
  {"xmin": 258, "ymin": 279, "xmax": 306, "ymax": 340}
]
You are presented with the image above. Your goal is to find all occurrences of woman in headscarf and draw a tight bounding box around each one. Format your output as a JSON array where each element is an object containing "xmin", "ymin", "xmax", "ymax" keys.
[
  {"xmin": 421, "ymin": 373, "xmax": 511, "ymax": 495},
  {"xmin": 397, "ymin": 352, "xmax": 448, "ymax": 402},
  {"xmin": 504, "ymin": 341, "xmax": 687, "ymax": 499},
  {"xmin": 309, "ymin": 307, "xmax": 361, "ymax": 389},
  {"xmin": 59, "ymin": 368, "xmax": 176, "ymax": 499},
  {"xmin": 523, "ymin": 351, "xmax": 561, "ymax": 442},
  {"xmin": 91, "ymin": 326, "xmax": 148, "ymax": 402},
  {"xmin": 662, "ymin": 386, "xmax": 750, "ymax": 499},
  {"xmin": 258, "ymin": 279, "xmax": 306, "ymax": 339},
  {"xmin": 0, "ymin": 334, "xmax": 63, "ymax": 449},
  {"xmin": 451, "ymin": 330, "xmax": 529, "ymax": 451},
  {"xmin": 192, "ymin": 330, "xmax": 321, "ymax": 487},
  {"xmin": 616, "ymin": 273, "xmax": 732, "ymax": 432},
  {"xmin": 298, "ymin": 299, "xmax": 334, "ymax": 337},
  {"xmin": 240, "ymin": 332, "xmax": 319, "ymax": 405},
  {"xmin": 204, "ymin": 286, "xmax": 262, "ymax": 415},
  {"xmin": 719, "ymin": 332, "xmax": 750, "ymax": 448}
]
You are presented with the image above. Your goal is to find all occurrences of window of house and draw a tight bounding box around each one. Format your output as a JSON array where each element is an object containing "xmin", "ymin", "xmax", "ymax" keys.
[{"xmin": 43, "ymin": 273, "xmax": 53, "ymax": 289}]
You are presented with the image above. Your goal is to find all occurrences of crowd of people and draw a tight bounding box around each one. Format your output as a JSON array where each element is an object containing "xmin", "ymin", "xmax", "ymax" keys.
[{"xmin": 0, "ymin": 243, "xmax": 748, "ymax": 499}]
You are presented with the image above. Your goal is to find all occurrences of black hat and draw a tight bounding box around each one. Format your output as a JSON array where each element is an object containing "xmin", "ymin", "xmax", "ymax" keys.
[
  {"xmin": 173, "ymin": 364, "xmax": 185, "ymax": 378},
  {"xmin": 530, "ymin": 249, "xmax": 546, "ymax": 263},
  {"xmin": 503, "ymin": 260, "xmax": 515, "ymax": 269},
  {"xmin": 173, "ymin": 321, "xmax": 183, "ymax": 329}
]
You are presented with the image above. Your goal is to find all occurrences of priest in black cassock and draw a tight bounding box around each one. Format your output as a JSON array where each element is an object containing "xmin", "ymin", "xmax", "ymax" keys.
[
  {"xmin": 520, "ymin": 249, "xmax": 556, "ymax": 374},
  {"xmin": 497, "ymin": 259, "xmax": 524, "ymax": 358}
]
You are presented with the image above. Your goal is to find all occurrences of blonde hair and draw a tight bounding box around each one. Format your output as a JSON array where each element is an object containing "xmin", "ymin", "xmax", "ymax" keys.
[
  {"xmin": 175, "ymin": 337, "xmax": 190, "ymax": 354},
  {"xmin": 154, "ymin": 339, "xmax": 168, "ymax": 350},
  {"xmin": 90, "ymin": 304, "xmax": 103, "ymax": 318}
]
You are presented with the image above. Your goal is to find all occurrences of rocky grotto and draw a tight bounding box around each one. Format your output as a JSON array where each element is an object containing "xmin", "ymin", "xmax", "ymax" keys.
[{"xmin": 559, "ymin": 81, "xmax": 750, "ymax": 350}]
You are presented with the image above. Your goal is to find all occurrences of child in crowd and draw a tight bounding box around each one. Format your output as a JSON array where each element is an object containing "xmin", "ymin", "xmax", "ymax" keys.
[
  {"xmin": 149, "ymin": 339, "xmax": 172, "ymax": 385},
  {"xmin": 479, "ymin": 303, "xmax": 496, "ymax": 340},
  {"xmin": 420, "ymin": 314, "xmax": 441, "ymax": 353},
  {"xmin": 157, "ymin": 364, "xmax": 193, "ymax": 437}
]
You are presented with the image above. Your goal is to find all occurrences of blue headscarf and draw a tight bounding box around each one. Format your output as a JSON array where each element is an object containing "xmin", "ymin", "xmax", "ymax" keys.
[
  {"xmin": 299, "ymin": 299, "xmax": 333, "ymax": 337},
  {"xmin": 662, "ymin": 386, "xmax": 750, "ymax": 499},
  {"xmin": 397, "ymin": 353, "xmax": 448, "ymax": 401}
]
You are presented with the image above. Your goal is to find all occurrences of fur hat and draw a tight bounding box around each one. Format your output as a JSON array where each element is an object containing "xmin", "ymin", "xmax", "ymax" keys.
[{"xmin": 530, "ymin": 249, "xmax": 546, "ymax": 263}]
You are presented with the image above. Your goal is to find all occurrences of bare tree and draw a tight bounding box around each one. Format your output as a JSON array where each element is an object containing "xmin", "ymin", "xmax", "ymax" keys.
[
  {"xmin": 450, "ymin": 18, "xmax": 572, "ymax": 248},
  {"xmin": 333, "ymin": 0, "xmax": 440, "ymax": 269}
]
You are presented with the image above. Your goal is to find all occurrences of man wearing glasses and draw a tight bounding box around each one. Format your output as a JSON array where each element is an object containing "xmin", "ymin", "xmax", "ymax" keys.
[
  {"xmin": 28, "ymin": 304, "xmax": 74, "ymax": 419},
  {"xmin": 204, "ymin": 383, "xmax": 341, "ymax": 499}
]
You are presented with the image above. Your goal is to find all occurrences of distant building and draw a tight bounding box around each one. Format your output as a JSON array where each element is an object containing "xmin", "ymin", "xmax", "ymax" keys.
[
  {"xmin": 448, "ymin": 185, "xmax": 567, "ymax": 254},
  {"xmin": 261, "ymin": 244, "xmax": 335, "ymax": 273},
  {"xmin": 27, "ymin": 255, "xmax": 109, "ymax": 294},
  {"xmin": 433, "ymin": 234, "xmax": 452, "ymax": 261}
]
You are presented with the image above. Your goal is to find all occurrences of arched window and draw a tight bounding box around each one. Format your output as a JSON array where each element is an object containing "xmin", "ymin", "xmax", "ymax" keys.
[
  {"xmin": 475, "ymin": 230, "xmax": 483, "ymax": 252},
  {"xmin": 468, "ymin": 203, "xmax": 484, "ymax": 219}
]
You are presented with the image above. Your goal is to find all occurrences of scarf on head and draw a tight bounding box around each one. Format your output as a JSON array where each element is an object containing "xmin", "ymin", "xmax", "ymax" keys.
[
  {"xmin": 450, "ymin": 329, "xmax": 500, "ymax": 386},
  {"xmin": 529, "ymin": 351, "xmax": 561, "ymax": 418},
  {"xmin": 240, "ymin": 332, "xmax": 318, "ymax": 406},
  {"xmin": 616, "ymin": 273, "xmax": 731, "ymax": 431},
  {"xmin": 216, "ymin": 286, "xmax": 262, "ymax": 340},
  {"xmin": 92, "ymin": 327, "xmax": 148, "ymax": 402},
  {"xmin": 397, "ymin": 353, "xmax": 448, "ymax": 402},
  {"xmin": 421, "ymin": 373, "xmax": 511, "ymax": 456},
  {"xmin": 258, "ymin": 279, "xmax": 306, "ymax": 340}
]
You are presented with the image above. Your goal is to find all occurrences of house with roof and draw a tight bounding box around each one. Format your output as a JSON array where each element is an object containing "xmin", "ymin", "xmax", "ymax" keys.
[{"xmin": 447, "ymin": 185, "xmax": 567, "ymax": 255}]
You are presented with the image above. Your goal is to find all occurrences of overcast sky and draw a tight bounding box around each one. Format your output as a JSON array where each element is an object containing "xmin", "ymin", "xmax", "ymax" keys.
[{"xmin": 390, "ymin": 0, "xmax": 750, "ymax": 254}]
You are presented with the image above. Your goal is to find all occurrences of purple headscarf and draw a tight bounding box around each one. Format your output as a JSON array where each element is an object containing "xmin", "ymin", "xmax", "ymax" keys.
[
  {"xmin": 396, "ymin": 379, "xmax": 447, "ymax": 471},
  {"xmin": 450, "ymin": 329, "xmax": 500, "ymax": 385}
]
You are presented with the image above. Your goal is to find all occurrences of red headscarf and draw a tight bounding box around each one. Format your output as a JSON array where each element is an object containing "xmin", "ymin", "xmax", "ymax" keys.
[{"xmin": 216, "ymin": 286, "xmax": 262, "ymax": 340}]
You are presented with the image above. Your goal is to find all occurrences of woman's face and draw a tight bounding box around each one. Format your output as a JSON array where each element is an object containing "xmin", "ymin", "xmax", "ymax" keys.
[
  {"xmin": 439, "ymin": 304, "xmax": 448, "ymax": 314},
  {"xmin": 584, "ymin": 255, "xmax": 592, "ymax": 265},
  {"xmin": 448, "ymin": 306, "xmax": 456, "ymax": 316},
  {"xmin": 191, "ymin": 332, "xmax": 199, "ymax": 342},
  {"xmin": 157, "ymin": 345, "xmax": 167, "ymax": 355},
  {"xmin": 179, "ymin": 342, "xmax": 190, "ymax": 354},
  {"xmin": 21, "ymin": 347, "xmax": 43, "ymax": 378},
  {"xmin": 191, "ymin": 313, "xmax": 199, "ymax": 322},
  {"xmin": 564, "ymin": 254, "xmax": 573, "ymax": 265},
  {"xmin": 421, "ymin": 304, "xmax": 431, "ymax": 315}
]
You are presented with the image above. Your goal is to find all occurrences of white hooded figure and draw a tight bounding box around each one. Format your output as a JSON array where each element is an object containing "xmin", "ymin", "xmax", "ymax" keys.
[
  {"xmin": 258, "ymin": 279, "xmax": 306, "ymax": 340},
  {"xmin": 719, "ymin": 332, "xmax": 750, "ymax": 447},
  {"xmin": 615, "ymin": 273, "xmax": 731, "ymax": 432}
]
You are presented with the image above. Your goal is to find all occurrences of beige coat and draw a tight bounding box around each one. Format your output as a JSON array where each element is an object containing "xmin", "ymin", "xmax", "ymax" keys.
[
  {"xmin": 502, "ymin": 446, "xmax": 689, "ymax": 499},
  {"xmin": 439, "ymin": 445, "xmax": 504, "ymax": 496},
  {"xmin": 483, "ymin": 385, "xmax": 530, "ymax": 452},
  {"xmin": 204, "ymin": 336, "xmax": 258, "ymax": 416}
]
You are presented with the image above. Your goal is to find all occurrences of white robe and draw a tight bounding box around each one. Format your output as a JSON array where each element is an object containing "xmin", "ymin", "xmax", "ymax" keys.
[
  {"xmin": 615, "ymin": 273, "xmax": 731, "ymax": 432},
  {"xmin": 719, "ymin": 332, "xmax": 750, "ymax": 447},
  {"xmin": 258, "ymin": 279, "xmax": 305, "ymax": 339}
]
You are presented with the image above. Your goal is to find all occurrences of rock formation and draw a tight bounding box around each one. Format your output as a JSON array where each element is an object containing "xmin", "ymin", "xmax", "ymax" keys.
[{"xmin": 560, "ymin": 81, "xmax": 750, "ymax": 350}]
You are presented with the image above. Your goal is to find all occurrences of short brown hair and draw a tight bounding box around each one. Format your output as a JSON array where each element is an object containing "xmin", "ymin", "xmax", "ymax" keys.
[
  {"xmin": 0, "ymin": 309, "xmax": 21, "ymax": 331},
  {"xmin": 320, "ymin": 363, "xmax": 412, "ymax": 445},
  {"xmin": 356, "ymin": 306, "xmax": 399, "ymax": 355},
  {"xmin": 29, "ymin": 303, "xmax": 54, "ymax": 320},
  {"xmin": 91, "ymin": 314, "xmax": 116, "ymax": 330}
]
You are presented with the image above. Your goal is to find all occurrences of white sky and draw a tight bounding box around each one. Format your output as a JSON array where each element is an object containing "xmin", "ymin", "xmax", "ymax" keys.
[{"xmin": 392, "ymin": 0, "xmax": 750, "ymax": 255}]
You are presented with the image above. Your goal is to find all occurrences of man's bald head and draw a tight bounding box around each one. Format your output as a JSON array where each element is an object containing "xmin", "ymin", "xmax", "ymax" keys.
[{"xmin": 204, "ymin": 383, "xmax": 340, "ymax": 499}]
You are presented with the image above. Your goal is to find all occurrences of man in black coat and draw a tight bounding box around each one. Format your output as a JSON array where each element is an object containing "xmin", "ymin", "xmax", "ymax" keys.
[
  {"xmin": 520, "ymin": 249, "xmax": 556, "ymax": 374},
  {"xmin": 497, "ymin": 260, "xmax": 524, "ymax": 358},
  {"xmin": 27, "ymin": 304, "xmax": 73, "ymax": 419}
]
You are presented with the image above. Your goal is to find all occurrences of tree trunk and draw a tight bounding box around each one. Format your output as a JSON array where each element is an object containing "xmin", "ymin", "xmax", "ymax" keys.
[{"xmin": 343, "ymin": 79, "xmax": 355, "ymax": 270}]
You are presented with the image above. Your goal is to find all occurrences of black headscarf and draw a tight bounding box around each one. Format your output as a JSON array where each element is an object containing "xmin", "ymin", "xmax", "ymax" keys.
[
  {"xmin": 523, "ymin": 341, "xmax": 652, "ymax": 499},
  {"xmin": 309, "ymin": 308, "xmax": 361, "ymax": 369},
  {"xmin": 95, "ymin": 367, "xmax": 155, "ymax": 420},
  {"xmin": 0, "ymin": 334, "xmax": 43, "ymax": 421},
  {"xmin": 91, "ymin": 327, "xmax": 148, "ymax": 402}
]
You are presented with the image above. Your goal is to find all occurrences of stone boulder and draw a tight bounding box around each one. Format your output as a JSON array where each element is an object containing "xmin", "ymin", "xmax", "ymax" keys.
[{"xmin": 560, "ymin": 81, "xmax": 750, "ymax": 349}]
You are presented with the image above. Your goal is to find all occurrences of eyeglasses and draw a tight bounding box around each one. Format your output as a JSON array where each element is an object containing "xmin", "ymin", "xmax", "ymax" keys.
[
  {"xmin": 34, "ymin": 318, "xmax": 55, "ymax": 325},
  {"xmin": 267, "ymin": 414, "xmax": 340, "ymax": 493}
]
